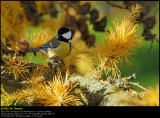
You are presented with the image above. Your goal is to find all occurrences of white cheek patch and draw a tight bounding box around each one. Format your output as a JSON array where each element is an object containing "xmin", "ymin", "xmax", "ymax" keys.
[{"xmin": 62, "ymin": 31, "xmax": 72, "ymax": 39}]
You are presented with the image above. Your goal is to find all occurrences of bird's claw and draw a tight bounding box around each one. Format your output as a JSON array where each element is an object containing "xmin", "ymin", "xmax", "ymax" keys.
[{"xmin": 48, "ymin": 56, "xmax": 65, "ymax": 71}]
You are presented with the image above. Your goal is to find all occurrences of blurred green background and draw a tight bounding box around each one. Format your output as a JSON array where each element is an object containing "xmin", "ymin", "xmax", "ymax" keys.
[{"xmin": 24, "ymin": 1, "xmax": 159, "ymax": 91}]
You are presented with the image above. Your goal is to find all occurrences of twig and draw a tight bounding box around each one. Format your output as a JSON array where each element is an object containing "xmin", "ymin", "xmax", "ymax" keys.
[
  {"xmin": 128, "ymin": 82, "xmax": 149, "ymax": 91},
  {"xmin": 1, "ymin": 75, "xmax": 24, "ymax": 88},
  {"xmin": 147, "ymin": 39, "xmax": 154, "ymax": 53},
  {"xmin": 1, "ymin": 40, "xmax": 15, "ymax": 55},
  {"xmin": 154, "ymin": 8, "xmax": 159, "ymax": 17},
  {"xmin": 154, "ymin": 38, "xmax": 159, "ymax": 43},
  {"xmin": 106, "ymin": 1, "xmax": 126, "ymax": 9},
  {"xmin": 1, "ymin": 57, "xmax": 9, "ymax": 67}
]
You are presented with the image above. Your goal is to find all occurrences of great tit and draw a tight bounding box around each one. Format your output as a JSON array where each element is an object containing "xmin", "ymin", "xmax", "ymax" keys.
[{"xmin": 27, "ymin": 27, "xmax": 73, "ymax": 59}]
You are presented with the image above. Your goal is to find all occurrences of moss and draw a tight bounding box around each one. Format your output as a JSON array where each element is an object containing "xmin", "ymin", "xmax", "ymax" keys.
[{"xmin": 70, "ymin": 75, "xmax": 118, "ymax": 106}]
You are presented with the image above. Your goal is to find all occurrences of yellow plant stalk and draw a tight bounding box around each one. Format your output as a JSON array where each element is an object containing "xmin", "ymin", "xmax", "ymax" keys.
[{"xmin": 129, "ymin": 3, "xmax": 143, "ymax": 23}]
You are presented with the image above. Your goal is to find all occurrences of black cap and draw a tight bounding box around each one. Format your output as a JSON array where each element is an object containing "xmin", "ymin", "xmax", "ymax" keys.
[{"xmin": 58, "ymin": 27, "xmax": 70, "ymax": 35}]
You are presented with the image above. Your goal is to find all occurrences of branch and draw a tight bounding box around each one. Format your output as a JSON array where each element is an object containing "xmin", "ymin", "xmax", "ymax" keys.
[
  {"xmin": 147, "ymin": 39, "xmax": 154, "ymax": 53},
  {"xmin": 154, "ymin": 38, "xmax": 159, "ymax": 43},
  {"xmin": 128, "ymin": 82, "xmax": 149, "ymax": 91},
  {"xmin": 1, "ymin": 75, "xmax": 24, "ymax": 88},
  {"xmin": 1, "ymin": 40, "xmax": 15, "ymax": 56},
  {"xmin": 71, "ymin": 75, "xmax": 121, "ymax": 106},
  {"xmin": 106, "ymin": 1, "xmax": 126, "ymax": 9}
]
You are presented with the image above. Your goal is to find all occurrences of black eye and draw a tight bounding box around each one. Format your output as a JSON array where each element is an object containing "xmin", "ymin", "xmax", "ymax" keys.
[{"xmin": 58, "ymin": 27, "xmax": 70, "ymax": 35}]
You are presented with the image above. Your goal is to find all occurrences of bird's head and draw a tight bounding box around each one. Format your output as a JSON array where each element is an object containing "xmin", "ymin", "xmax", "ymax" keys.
[{"xmin": 57, "ymin": 27, "xmax": 72, "ymax": 42}]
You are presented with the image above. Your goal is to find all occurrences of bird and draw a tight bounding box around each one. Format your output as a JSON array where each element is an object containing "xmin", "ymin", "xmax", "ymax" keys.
[{"xmin": 27, "ymin": 27, "xmax": 73, "ymax": 59}]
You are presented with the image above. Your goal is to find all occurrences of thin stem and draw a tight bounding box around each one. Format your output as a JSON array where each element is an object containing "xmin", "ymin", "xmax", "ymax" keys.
[
  {"xmin": 128, "ymin": 82, "xmax": 149, "ymax": 91},
  {"xmin": 1, "ymin": 40, "xmax": 15, "ymax": 55},
  {"xmin": 106, "ymin": 1, "xmax": 125, "ymax": 9},
  {"xmin": 147, "ymin": 39, "xmax": 154, "ymax": 53},
  {"xmin": 154, "ymin": 38, "xmax": 159, "ymax": 43}
]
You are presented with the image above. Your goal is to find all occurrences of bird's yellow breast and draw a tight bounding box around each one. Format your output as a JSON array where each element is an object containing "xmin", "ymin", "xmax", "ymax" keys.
[{"xmin": 47, "ymin": 41, "xmax": 71, "ymax": 59}]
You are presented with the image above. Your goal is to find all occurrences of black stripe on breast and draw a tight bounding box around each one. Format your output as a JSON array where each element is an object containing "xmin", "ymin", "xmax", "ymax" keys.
[
  {"xmin": 67, "ymin": 42, "xmax": 72, "ymax": 56},
  {"xmin": 58, "ymin": 36, "xmax": 69, "ymax": 43}
]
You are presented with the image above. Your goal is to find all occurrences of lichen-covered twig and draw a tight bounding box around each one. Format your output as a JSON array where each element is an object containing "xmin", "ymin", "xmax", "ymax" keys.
[
  {"xmin": 128, "ymin": 82, "xmax": 149, "ymax": 91},
  {"xmin": 70, "ymin": 75, "xmax": 118, "ymax": 106}
]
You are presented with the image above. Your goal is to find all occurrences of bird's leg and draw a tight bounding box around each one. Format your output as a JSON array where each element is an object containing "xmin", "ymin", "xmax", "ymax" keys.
[
  {"xmin": 48, "ymin": 56, "xmax": 59, "ymax": 70},
  {"xmin": 48, "ymin": 56, "xmax": 66, "ymax": 72},
  {"xmin": 58, "ymin": 59, "xmax": 67, "ymax": 71},
  {"xmin": 16, "ymin": 51, "xmax": 26, "ymax": 56}
]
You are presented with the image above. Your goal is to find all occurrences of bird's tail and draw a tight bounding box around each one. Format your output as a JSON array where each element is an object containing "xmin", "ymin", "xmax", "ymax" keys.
[
  {"xmin": 27, "ymin": 48, "xmax": 41, "ymax": 52},
  {"xmin": 27, "ymin": 48, "xmax": 41, "ymax": 56}
]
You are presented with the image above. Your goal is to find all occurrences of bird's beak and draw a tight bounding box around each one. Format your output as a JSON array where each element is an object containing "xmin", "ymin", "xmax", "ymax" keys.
[{"xmin": 56, "ymin": 35, "xmax": 59, "ymax": 39}]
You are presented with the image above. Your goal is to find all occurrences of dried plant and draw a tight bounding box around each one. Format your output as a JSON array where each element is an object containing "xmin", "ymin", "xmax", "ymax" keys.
[
  {"xmin": 24, "ymin": 28, "xmax": 55, "ymax": 48},
  {"xmin": 6, "ymin": 71, "xmax": 84, "ymax": 106},
  {"xmin": 129, "ymin": 3, "xmax": 143, "ymax": 23},
  {"xmin": 2, "ymin": 55, "xmax": 30, "ymax": 79},
  {"xmin": 91, "ymin": 4, "xmax": 142, "ymax": 79},
  {"xmin": 107, "ymin": 1, "xmax": 159, "ymax": 52}
]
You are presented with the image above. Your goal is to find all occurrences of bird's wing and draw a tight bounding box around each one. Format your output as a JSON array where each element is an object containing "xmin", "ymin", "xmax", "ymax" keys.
[{"xmin": 39, "ymin": 36, "xmax": 60, "ymax": 48}]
